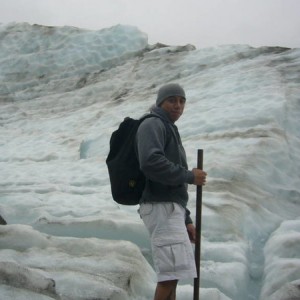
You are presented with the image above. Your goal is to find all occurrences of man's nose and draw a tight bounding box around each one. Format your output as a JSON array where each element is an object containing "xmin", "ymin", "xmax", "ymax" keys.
[{"xmin": 174, "ymin": 100, "xmax": 181, "ymax": 107}]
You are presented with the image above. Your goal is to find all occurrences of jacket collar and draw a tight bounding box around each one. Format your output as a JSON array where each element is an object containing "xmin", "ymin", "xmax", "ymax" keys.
[{"xmin": 151, "ymin": 106, "xmax": 173, "ymax": 124}]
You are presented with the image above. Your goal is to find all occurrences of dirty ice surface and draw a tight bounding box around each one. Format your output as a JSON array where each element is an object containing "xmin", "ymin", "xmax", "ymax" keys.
[{"xmin": 0, "ymin": 22, "xmax": 300, "ymax": 300}]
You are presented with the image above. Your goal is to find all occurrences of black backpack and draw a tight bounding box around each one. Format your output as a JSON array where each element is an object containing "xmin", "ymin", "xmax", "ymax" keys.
[{"xmin": 106, "ymin": 114, "xmax": 169, "ymax": 205}]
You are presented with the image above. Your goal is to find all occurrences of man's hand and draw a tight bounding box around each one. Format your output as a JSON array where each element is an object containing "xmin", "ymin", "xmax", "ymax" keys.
[
  {"xmin": 192, "ymin": 168, "xmax": 207, "ymax": 186},
  {"xmin": 186, "ymin": 223, "xmax": 196, "ymax": 243}
]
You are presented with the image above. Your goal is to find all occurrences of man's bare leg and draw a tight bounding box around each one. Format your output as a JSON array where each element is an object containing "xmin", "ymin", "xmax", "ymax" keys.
[{"xmin": 154, "ymin": 280, "xmax": 178, "ymax": 300}]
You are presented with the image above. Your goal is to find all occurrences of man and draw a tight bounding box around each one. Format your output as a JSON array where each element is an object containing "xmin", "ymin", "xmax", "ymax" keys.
[{"xmin": 136, "ymin": 83, "xmax": 207, "ymax": 300}]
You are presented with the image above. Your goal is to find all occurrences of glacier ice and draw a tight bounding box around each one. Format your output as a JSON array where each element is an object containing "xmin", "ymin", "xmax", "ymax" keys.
[
  {"xmin": 0, "ymin": 225, "xmax": 155, "ymax": 300},
  {"xmin": 0, "ymin": 261, "xmax": 56, "ymax": 297},
  {"xmin": 0, "ymin": 22, "xmax": 300, "ymax": 300}
]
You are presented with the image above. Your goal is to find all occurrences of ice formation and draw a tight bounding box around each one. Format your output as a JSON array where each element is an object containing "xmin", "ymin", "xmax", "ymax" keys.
[{"xmin": 0, "ymin": 22, "xmax": 300, "ymax": 299}]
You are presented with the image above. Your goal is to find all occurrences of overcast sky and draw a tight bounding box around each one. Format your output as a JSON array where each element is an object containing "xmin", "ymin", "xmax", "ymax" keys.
[{"xmin": 1, "ymin": 0, "xmax": 300, "ymax": 49}]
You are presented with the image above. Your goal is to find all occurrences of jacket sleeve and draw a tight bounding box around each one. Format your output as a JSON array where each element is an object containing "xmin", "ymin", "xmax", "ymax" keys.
[
  {"xmin": 185, "ymin": 208, "xmax": 193, "ymax": 225},
  {"xmin": 136, "ymin": 118, "xmax": 194, "ymax": 186}
]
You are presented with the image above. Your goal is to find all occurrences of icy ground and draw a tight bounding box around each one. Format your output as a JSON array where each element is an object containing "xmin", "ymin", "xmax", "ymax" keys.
[{"xmin": 0, "ymin": 22, "xmax": 300, "ymax": 300}]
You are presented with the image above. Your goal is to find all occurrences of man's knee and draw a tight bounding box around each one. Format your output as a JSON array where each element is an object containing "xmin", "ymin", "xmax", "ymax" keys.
[
  {"xmin": 158, "ymin": 280, "xmax": 178, "ymax": 288},
  {"xmin": 154, "ymin": 280, "xmax": 178, "ymax": 300}
]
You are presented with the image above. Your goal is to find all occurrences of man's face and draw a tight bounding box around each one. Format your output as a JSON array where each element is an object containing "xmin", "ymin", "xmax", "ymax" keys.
[{"xmin": 160, "ymin": 96, "xmax": 186, "ymax": 122}]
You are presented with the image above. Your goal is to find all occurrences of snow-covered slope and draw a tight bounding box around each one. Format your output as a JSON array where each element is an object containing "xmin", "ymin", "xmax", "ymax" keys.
[{"xmin": 0, "ymin": 22, "xmax": 300, "ymax": 300}]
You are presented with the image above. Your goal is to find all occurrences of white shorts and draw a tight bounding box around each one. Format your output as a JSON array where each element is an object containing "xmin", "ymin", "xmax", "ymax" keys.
[{"xmin": 139, "ymin": 202, "xmax": 197, "ymax": 282}]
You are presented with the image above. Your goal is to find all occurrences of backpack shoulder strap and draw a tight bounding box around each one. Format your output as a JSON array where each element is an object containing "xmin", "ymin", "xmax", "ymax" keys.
[{"xmin": 138, "ymin": 113, "xmax": 172, "ymax": 147}]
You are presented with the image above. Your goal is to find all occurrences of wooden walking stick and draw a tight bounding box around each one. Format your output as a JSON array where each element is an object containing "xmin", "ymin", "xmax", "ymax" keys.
[{"xmin": 193, "ymin": 149, "xmax": 203, "ymax": 300}]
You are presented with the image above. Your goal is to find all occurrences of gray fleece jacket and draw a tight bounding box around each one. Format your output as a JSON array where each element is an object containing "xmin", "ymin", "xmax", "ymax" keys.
[{"xmin": 136, "ymin": 106, "xmax": 194, "ymax": 224}]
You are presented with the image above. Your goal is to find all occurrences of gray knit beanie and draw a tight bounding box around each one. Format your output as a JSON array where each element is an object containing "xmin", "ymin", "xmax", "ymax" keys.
[{"xmin": 156, "ymin": 83, "xmax": 186, "ymax": 106}]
